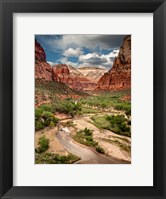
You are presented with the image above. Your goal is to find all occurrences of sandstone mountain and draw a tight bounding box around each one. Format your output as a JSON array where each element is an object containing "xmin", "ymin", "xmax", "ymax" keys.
[
  {"xmin": 97, "ymin": 35, "xmax": 131, "ymax": 90},
  {"xmin": 35, "ymin": 39, "xmax": 53, "ymax": 81},
  {"xmin": 77, "ymin": 67, "xmax": 107, "ymax": 83},
  {"xmin": 35, "ymin": 40, "xmax": 97, "ymax": 91},
  {"xmin": 35, "ymin": 36, "xmax": 131, "ymax": 92},
  {"xmin": 52, "ymin": 64, "xmax": 97, "ymax": 91}
]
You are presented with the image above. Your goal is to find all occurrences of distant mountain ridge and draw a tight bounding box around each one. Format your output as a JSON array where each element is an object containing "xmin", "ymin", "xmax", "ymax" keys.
[
  {"xmin": 77, "ymin": 67, "xmax": 107, "ymax": 83},
  {"xmin": 52, "ymin": 64, "xmax": 97, "ymax": 91}
]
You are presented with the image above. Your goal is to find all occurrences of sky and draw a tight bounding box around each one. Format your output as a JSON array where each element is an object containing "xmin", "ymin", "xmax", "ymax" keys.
[{"xmin": 35, "ymin": 35, "xmax": 127, "ymax": 69}]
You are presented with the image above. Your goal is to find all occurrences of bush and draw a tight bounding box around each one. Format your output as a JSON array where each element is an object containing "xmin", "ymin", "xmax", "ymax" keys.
[
  {"xmin": 40, "ymin": 104, "xmax": 52, "ymax": 112},
  {"xmin": 96, "ymin": 146, "xmax": 105, "ymax": 154},
  {"xmin": 37, "ymin": 136, "xmax": 49, "ymax": 153},
  {"xmin": 84, "ymin": 127, "xmax": 93, "ymax": 136},
  {"xmin": 92, "ymin": 114, "xmax": 131, "ymax": 137},
  {"xmin": 51, "ymin": 99, "xmax": 81, "ymax": 117},
  {"xmin": 35, "ymin": 108, "xmax": 59, "ymax": 130},
  {"xmin": 79, "ymin": 92, "xmax": 131, "ymax": 117},
  {"xmin": 114, "ymin": 104, "xmax": 131, "ymax": 116},
  {"xmin": 35, "ymin": 152, "xmax": 80, "ymax": 164},
  {"xmin": 73, "ymin": 128, "xmax": 103, "ymax": 153}
]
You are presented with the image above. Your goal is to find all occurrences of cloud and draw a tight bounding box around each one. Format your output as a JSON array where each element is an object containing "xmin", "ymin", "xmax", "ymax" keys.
[
  {"xmin": 36, "ymin": 35, "xmax": 123, "ymax": 69},
  {"xmin": 59, "ymin": 57, "xmax": 78, "ymax": 67},
  {"xmin": 79, "ymin": 53, "xmax": 107, "ymax": 65},
  {"xmin": 63, "ymin": 48, "xmax": 82, "ymax": 57},
  {"xmin": 37, "ymin": 35, "xmax": 126, "ymax": 51},
  {"xmin": 78, "ymin": 50, "xmax": 119, "ymax": 68}
]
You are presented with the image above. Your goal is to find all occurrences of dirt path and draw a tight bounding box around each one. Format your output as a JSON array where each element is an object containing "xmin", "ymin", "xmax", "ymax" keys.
[
  {"xmin": 62, "ymin": 113, "xmax": 131, "ymax": 162},
  {"xmin": 56, "ymin": 129, "xmax": 127, "ymax": 164}
]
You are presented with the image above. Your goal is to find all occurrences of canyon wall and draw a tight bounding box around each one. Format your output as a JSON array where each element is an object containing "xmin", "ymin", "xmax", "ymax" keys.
[{"xmin": 97, "ymin": 35, "xmax": 131, "ymax": 90}]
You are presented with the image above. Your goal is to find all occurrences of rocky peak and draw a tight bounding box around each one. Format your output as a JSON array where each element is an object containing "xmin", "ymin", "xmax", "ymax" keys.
[
  {"xmin": 78, "ymin": 66, "xmax": 107, "ymax": 83},
  {"xmin": 35, "ymin": 39, "xmax": 46, "ymax": 62},
  {"xmin": 97, "ymin": 35, "xmax": 131, "ymax": 90},
  {"xmin": 52, "ymin": 64, "xmax": 96, "ymax": 91},
  {"xmin": 35, "ymin": 39, "xmax": 52, "ymax": 81}
]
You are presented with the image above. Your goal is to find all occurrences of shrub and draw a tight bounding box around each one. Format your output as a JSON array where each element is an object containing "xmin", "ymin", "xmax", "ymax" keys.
[
  {"xmin": 51, "ymin": 99, "xmax": 81, "ymax": 117},
  {"xmin": 84, "ymin": 127, "xmax": 93, "ymax": 136},
  {"xmin": 96, "ymin": 146, "xmax": 105, "ymax": 154},
  {"xmin": 73, "ymin": 128, "xmax": 102, "ymax": 152},
  {"xmin": 35, "ymin": 108, "xmax": 59, "ymax": 130},
  {"xmin": 38, "ymin": 136, "xmax": 49, "ymax": 153},
  {"xmin": 35, "ymin": 152, "xmax": 80, "ymax": 164},
  {"xmin": 92, "ymin": 114, "xmax": 131, "ymax": 137},
  {"xmin": 114, "ymin": 104, "xmax": 131, "ymax": 116},
  {"xmin": 40, "ymin": 104, "xmax": 52, "ymax": 112}
]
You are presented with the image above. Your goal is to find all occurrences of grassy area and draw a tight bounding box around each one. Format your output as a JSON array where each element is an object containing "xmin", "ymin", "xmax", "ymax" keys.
[
  {"xmin": 73, "ymin": 128, "xmax": 105, "ymax": 154},
  {"xmin": 36, "ymin": 83, "xmax": 131, "ymax": 118},
  {"xmin": 35, "ymin": 152, "xmax": 80, "ymax": 164},
  {"xmin": 79, "ymin": 90, "xmax": 131, "ymax": 116},
  {"xmin": 113, "ymin": 139, "xmax": 131, "ymax": 154},
  {"xmin": 91, "ymin": 114, "xmax": 131, "ymax": 137},
  {"xmin": 79, "ymin": 106, "xmax": 99, "ymax": 114}
]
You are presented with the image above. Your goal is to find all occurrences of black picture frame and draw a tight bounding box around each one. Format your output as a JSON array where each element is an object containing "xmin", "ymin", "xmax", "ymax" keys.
[{"xmin": 0, "ymin": 0, "xmax": 166, "ymax": 198}]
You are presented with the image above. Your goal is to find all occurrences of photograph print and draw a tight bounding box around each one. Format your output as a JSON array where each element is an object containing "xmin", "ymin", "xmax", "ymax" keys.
[{"xmin": 35, "ymin": 34, "xmax": 131, "ymax": 164}]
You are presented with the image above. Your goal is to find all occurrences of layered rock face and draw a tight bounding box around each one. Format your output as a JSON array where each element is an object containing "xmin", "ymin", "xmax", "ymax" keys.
[
  {"xmin": 97, "ymin": 35, "xmax": 131, "ymax": 90},
  {"xmin": 35, "ymin": 39, "xmax": 52, "ymax": 81},
  {"xmin": 35, "ymin": 40, "xmax": 98, "ymax": 91},
  {"xmin": 52, "ymin": 64, "xmax": 97, "ymax": 91},
  {"xmin": 77, "ymin": 67, "xmax": 107, "ymax": 83},
  {"xmin": 35, "ymin": 37, "xmax": 131, "ymax": 92}
]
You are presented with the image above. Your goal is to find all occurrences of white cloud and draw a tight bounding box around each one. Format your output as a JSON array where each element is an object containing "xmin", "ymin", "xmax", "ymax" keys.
[
  {"xmin": 47, "ymin": 35, "xmax": 125, "ymax": 51},
  {"xmin": 58, "ymin": 49, "xmax": 119, "ymax": 69},
  {"xmin": 59, "ymin": 57, "xmax": 78, "ymax": 67},
  {"xmin": 63, "ymin": 48, "xmax": 82, "ymax": 57},
  {"xmin": 78, "ymin": 50, "xmax": 119, "ymax": 68}
]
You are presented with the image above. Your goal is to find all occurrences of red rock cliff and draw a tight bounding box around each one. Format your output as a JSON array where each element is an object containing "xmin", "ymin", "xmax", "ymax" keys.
[
  {"xmin": 52, "ymin": 64, "xmax": 96, "ymax": 91},
  {"xmin": 35, "ymin": 39, "xmax": 52, "ymax": 81},
  {"xmin": 97, "ymin": 35, "xmax": 131, "ymax": 90}
]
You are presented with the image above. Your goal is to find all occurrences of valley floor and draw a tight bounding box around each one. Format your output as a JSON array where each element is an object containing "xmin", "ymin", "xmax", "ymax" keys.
[{"xmin": 35, "ymin": 107, "xmax": 131, "ymax": 164}]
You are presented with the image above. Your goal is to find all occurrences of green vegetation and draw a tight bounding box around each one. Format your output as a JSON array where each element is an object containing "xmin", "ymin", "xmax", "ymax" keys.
[
  {"xmin": 79, "ymin": 91, "xmax": 131, "ymax": 116},
  {"xmin": 114, "ymin": 104, "xmax": 131, "ymax": 116},
  {"xmin": 35, "ymin": 107, "xmax": 59, "ymax": 130},
  {"xmin": 95, "ymin": 146, "xmax": 105, "ymax": 154},
  {"xmin": 35, "ymin": 152, "xmax": 80, "ymax": 164},
  {"xmin": 92, "ymin": 114, "xmax": 131, "ymax": 137},
  {"xmin": 51, "ymin": 99, "xmax": 81, "ymax": 117},
  {"xmin": 73, "ymin": 127, "xmax": 105, "ymax": 153},
  {"xmin": 113, "ymin": 139, "xmax": 131, "ymax": 154},
  {"xmin": 64, "ymin": 121, "xmax": 76, "ymax": 128},
  {"xmin": 35, "ymin": 79, "xmax": 86, "ymax": 105},
  {"xmin": 37, "ymin": 135, "xmax": 49, "ymax": 153},
  {"xmin": 35, "ymin": 134, "xmax": 80, "ymax": 164},
  {"xmin": 79, "ymin": 106, "xmax": 99, "ymax": 114},
  {"xmin": 74, "ymin": 128, "xmax": 97, "ymax": 147}
]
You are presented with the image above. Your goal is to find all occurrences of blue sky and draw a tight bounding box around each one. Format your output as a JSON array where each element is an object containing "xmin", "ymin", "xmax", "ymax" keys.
[{"xmin": 35, "ymin": 35, "xmax": 126, "ymax": 69}]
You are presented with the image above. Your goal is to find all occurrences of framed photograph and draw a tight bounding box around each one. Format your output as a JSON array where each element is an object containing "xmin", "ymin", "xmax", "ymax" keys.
[{"xmin": 0, "ymin": 0, "xmax": 166, "ymax": 198}]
